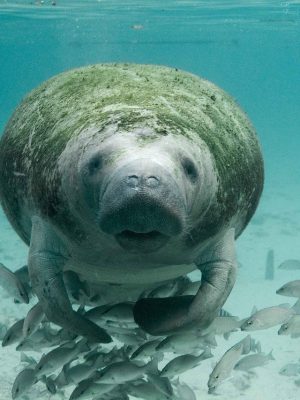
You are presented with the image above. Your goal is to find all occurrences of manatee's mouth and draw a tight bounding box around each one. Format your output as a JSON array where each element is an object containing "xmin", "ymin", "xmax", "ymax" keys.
[{"xmin": 115, "ymin": 230, "xmax": 170, "ymax": 253}]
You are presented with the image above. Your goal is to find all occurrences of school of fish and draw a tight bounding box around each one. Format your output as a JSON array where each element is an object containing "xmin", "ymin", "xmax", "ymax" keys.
[{"xmin": 0, "ymin": 257, "xmax": 300, "ymax": 399}]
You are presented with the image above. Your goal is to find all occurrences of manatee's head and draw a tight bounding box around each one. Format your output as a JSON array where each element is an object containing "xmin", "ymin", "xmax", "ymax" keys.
[{"xmin": 59, "ymin": 125, "xmax": 217, "ymax": 260}]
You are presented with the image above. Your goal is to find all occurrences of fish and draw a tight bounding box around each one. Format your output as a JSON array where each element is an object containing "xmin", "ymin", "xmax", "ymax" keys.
[
  {"xmin": 278, "ymin": 259, "xmax": 300, "ymax": 270},
  {"xmin": 276, "ymin": 280, "xmax": 300, "ymax": 298},
  {"xmin": 202, "ymin": 316, "xmax": 243, "ymax": 338},
  {"xmin": 160, "ymin": 347, "xmax": 213, "ymax": 377},
  {"xmin": 14, "ymin": 265, "xmax": 33, "ymax": 300},
  {"xmin": 63, "ymin": 270, "xmax": 90, "ymax": 301},
  {"xmin": 278, "ymin": 314, "xmax": 300, "ymax": 337},
  {"xmin": 11, "ymin": 368, "xmax": 37, "ymax": 399},
  {"xmin": 22, "ymin": 302, "xmax": 45, "ymax": 337},
  {"xmin": 2, "ymin": 318, "xmax": 25, "ymax": 347},
  {"xmin": 34, "ymin": 338, "xmax": 90, "ymax": 379},
  {"xmin": 0, "ymin": 262, "xmax": 29, "ymax": 303},
  {"xmin": 69, "ymin": 379, "xmax": 115, "ymax": 400},
  {"xmin": 130, "ymin": 339, "xmax": 162, "ymax": 360},
  {"xmin": 234, "ymin": 350, "xmax": 274, "ymax": 371},
  {"xmin": 55, "ymin": 358, "xmax": 97, "ymax": 388},
  {"xmin": 94, "ymin": 357, "xmax": 158, "ymax": 384},
  {"xmin": 111, "ymin": 332, "xmax": 146, "ymax": 346},
  {"xmin": 279, "ymin": 363, "xmax": 300, "ymax": 376},
  {"xmin": 147, "ymin": 373, "xmax": 173, "ymax": 397},
  {"xmin": 156, "ymin": 331, "xmax": 215, "ymax": 354},
  {"xmin": 173, "ymin": 380, "xmax": 197, "ymax": 400},
  {"xmin": 127, "ymin": 381, "xmax": 170, "ymax": 400},
  {"xmin": 84, "ymin": 304, "xmax": 115, "ymax": 323},
  {"xmin": 98, "ymin": 302, "xmax": 135, "ymax": 324},
  {"xmin": 147, "ymin": 278, "xmax": 188, "ymax": 298},
  {"xmin": 240, "ymin": 305, "xmax": 295, "ymax": 331},
  {"xmin": 207, "ymin": 335, "xmax": 250, "ymax": 392}
]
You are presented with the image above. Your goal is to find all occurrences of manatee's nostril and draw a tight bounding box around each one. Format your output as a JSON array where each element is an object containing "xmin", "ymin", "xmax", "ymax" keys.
[
  {"xmin": 146, "ymin": 176, "xmax": 160, "ymax": 188},
  {"xmin": 126, "ymin": 175, "xmax": 139, "ymax": 187}
]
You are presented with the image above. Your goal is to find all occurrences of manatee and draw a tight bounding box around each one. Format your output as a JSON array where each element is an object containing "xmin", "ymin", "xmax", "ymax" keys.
[{"xmin": 0, "ymin": 63, "xmax": 264, "ymax": 340}]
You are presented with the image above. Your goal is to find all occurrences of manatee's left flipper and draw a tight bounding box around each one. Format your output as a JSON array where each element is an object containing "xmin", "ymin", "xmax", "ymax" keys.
[
  {"xmin": 134, "ymin": 228, "xmax": 237, "ymax": 335},
  {"xmin": 28, "ymin": 216, "xmax": 111, "ymax": 343}
]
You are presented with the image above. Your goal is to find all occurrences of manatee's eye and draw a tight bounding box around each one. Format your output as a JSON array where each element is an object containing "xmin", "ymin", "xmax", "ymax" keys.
[
  {"xmin": 247, "ymin": 320, "xmax": 253, "ymax": 325},
  {"xmin": 181, "ymin": 157, "xmax": 198, "ymax": 182},
  {"xmin": 88, "ymin": 155, "xmax": 102, "ymax": 174}
]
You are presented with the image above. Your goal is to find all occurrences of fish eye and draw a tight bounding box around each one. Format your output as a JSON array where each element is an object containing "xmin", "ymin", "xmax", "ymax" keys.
[{"xmin": 181, "ymin": 157, "xmax": 198, "ymax": 182}]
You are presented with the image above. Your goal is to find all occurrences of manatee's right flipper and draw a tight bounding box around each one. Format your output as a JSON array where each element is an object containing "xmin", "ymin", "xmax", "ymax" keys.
[{"xmin": 28, "ymin": 216, "xmax": 111, "ymax": 343}]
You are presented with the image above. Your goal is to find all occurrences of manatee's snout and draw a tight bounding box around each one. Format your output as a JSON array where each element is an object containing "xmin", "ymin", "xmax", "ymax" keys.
[{"xmin": 98, "ymin": 159, "xmax": 185, "ymax": 252}]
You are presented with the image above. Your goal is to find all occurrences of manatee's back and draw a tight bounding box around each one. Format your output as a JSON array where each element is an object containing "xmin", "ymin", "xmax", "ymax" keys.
[{"xmin": 0, "ymin": 63, "xmax": 263, "ymax": 245}]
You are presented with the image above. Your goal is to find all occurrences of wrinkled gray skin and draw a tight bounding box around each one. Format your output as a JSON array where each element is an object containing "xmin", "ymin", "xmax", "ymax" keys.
[{"xmin": 0, "ymin": 64, "xmax": 264, "ymax": 341}]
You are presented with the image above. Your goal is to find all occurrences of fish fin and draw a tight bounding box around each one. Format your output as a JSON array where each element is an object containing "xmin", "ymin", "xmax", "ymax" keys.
[
  {"xmin": 251, "ymin": 306, "xmax": 258, "ymax": 315},
  {"xmin": 20, "ymin": 352, "xmax": 37, "ymax": 365},
  {"xmin": 292, "ymin": 299, "xmax": 300, "ymax": 313},
  {"xmin": 77, "ymin": 337, "xmax": 90, "ymax": 353},
  {"xmin": 202, "ymin": 347, "xmax": 213, "ymax": 359},
  {"xmin": 147, "ymin": 354, "xmax": 161, "ymax": 374},
  {"xmin": 218, "ymin": 309, "xmax": 233, "ymax": 317},
  {"xmin": 268, "ymin": 350, "xmax": 275, "ymax": 360}
]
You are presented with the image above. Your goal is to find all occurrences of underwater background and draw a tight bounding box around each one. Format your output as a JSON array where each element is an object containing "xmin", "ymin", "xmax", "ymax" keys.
[{"xmin": 0, "ymin": 0, "xmax": 300, "ymax": 399}]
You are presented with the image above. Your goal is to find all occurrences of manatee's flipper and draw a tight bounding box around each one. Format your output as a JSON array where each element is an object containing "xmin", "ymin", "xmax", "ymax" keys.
[
  {"xmin": 134, "ymin": 228, "xmax": 237, "ymax": 335},
  {"xmin": 28, "ymin": 216, "xmax": 111, "ymax": 343}
]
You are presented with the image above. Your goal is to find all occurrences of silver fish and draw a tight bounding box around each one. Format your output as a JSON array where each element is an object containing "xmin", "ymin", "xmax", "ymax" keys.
[
  {"xmin": 279, "ymin": 363, "xmax": 300, "ymax": 376},
  {"xmin": 234, "ymin": 351, "xmax": 274, "ymax": 371},
  {"xmin": 208, "ymin": 336, "xmax": 250, "ymax": 392},
  {"xmin": 130, "ymin": 339, "xmax": 162, "ymax": 360},
  {"xmin": 147, "ymin": 373, "xmax": 173, "ymax": 397},
  {"xmin": 84, "ymin": 304, "xmax": 115, "ymax": 323},
  {"xmin": 69, "ymin": 379, "xmax": 115, "ymax": 400},
  {"xmin": 35, "ymin": 339, "xmax": 89, "ymax": 379},
  {"xmin": 241, "ymin": 305, "xmax": 295, "ymax": 331},
  {"xmin": 0, "ymin": 263, "xmax": 29, "ymax": 303},
  {"xmin": 98, "ymin": 302, "xmax": 135, "ymax": 323},
  {"xmin": 94, "ymin": 358, "xmax": 157, "ymax": 384},
  {"xmin": 276, "ymin": 280, "xmax": 300, "ymax": 298},
  {"xmin": 22, "ymin": 302, "xmax": 44, "ymax": 337},
  {"xmin": 203, "ymin": 316, "xmax": 243, "ymax": 337},
  {"xmin": 278, "ymin": 259, "xmax": 300, "ymax": 270},
  {"xmin": 160, "ymin": 348, "xmax": 213, "ymax": 377},
  {"xmin": 127, "ymin": 381, "xmax": 170, "ymax": 400},
  {"xmin": 2, "ymin": 318, "xmax": 24, "ymax": 347},
  {"xmin": 174, "ymin": 380, "xmax": 197, "ymax": 400},
  {"xmin": 55, "ymin": 359, "xmax": 96, "ymax": 387},
  {"xmin": 12, "ymin": 368, "xmax": 37, "ymax": 399},
  {"xmin": 278, "ymin": 314, "xmax": 300, "ymax": 337},
  {"xmin": 157, "ymin": 331, "xmax": 215, "ymax": 354}
]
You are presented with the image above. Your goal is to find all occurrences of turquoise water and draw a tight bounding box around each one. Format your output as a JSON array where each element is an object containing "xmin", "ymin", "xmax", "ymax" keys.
[{"xmin": 0, "ymin": 1, "xmax": 300, "ymax": 399}]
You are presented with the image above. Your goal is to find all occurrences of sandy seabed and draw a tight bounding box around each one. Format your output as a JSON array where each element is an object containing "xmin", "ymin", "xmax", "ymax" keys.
[{"xmin": 0, "ymin": 184, "xmax": 299, "ymax": 400}]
